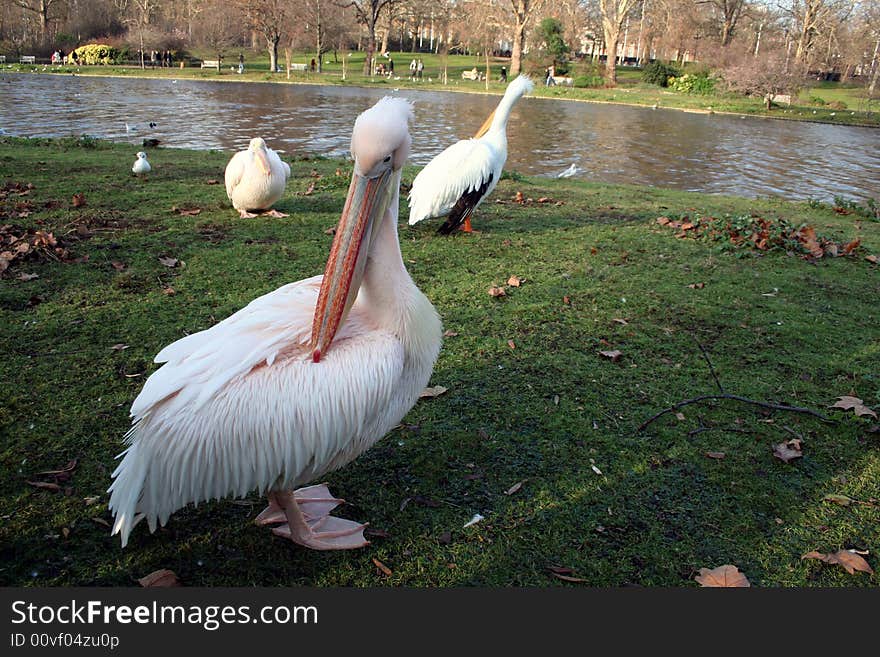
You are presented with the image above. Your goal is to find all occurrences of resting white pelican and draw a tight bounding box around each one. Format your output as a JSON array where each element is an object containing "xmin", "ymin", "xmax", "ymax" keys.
[
  {"xmin": 224, "ymin": 137, "xmax": 291, "ymax": 218},
  {"xmin": 408, "ymin": 74, "xmax": 533, "ymax": 234},
  {"xmin": 131, "ymin": 151, "xmax": 151, "ymax": 175},
  {"xmin": 109, "ymin": 97, "xmax": 442, "ymax": 550}
]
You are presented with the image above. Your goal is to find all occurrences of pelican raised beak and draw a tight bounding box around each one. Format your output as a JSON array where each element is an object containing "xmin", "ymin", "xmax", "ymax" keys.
[
  {"xmin": 310, "ymin": 168, "xmax": 395, "ymax": 362},
  {"xmin": 474, "ymin": 109, "xmax": 496, "ymax": 138},
  {"xmin": 255, "ymin": 148, "xmax": 271, "ymax": 176}
]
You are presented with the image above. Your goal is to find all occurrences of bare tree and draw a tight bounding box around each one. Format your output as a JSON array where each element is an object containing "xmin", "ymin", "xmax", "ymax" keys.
[
  {"xmin": 721, "ymin": 47, "xmax": 804, "ymax": 108},
  {"xmin": 697, "ymin": 0, "xmax": 748, "ymax": 46},
  {"xmin": 7, "ymin": 0, "xmax": 66, "ymax": 44},
  {"xmin": 194, "ymin": 0, "xmax": 239, "ymax": 72},
  {"xmin": 344, "ymin": 0, "xmax": 395, "ymax": 75},
  {"xmin": 599, "ymin": 0, "xmax": 637, "ymax": 84},
  {"xmin": 508, "ymin": 0, "xmax": 541, "ymax": 77},
  {"xmin": 232, "ymin": 0, "xmax": 290, "ymax": 73}
]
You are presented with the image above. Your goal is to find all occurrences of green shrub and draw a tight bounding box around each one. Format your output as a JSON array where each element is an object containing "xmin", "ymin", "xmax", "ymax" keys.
[
  {"xmin": 72, "ymin": 44, "xmax": 121, "ymax": 65},
  {"xmin": 642, "ymin": 61, "xmax": 680, "ymax": 87},
  {"xmin": 573, "ymin": 75, "xmax": 604, "ymax": 88},
  {"xmin": 668, "ymin": 71, "xmax": 715, "ymax": 95}
]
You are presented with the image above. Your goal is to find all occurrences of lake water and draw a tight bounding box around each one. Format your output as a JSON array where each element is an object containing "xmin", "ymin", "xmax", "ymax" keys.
[{"xmin": 1, "ymin": 73, "xmax": 878, "ymax": 201}]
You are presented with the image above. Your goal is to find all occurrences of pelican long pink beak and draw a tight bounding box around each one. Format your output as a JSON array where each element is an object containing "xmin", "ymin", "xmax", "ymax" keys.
[
  {"xmin": 255, "ymin": 148, "xmax": 271, "ymax": 176},
  {"xmin": 310, "ymin": 168, "xmax": 394, "ymax": 362}
]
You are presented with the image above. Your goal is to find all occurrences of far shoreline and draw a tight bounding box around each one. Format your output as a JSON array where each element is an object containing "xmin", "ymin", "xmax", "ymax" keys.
[{"xmin": 4, "ymin": 65, "xmax": 879, "ymax": 131}]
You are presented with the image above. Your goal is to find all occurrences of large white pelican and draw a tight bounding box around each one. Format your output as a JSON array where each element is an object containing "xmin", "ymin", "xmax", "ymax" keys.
[
  {"xmin": 224, "ymin": 137, "xmax": 291, "ymax": 218},
  {"xmin": 109, "ymin": 98, "xmax": 443, "ymax": 550},
  {"xmin": 408, "ymin": 74, "xmax": 533, "ymax": 234}
]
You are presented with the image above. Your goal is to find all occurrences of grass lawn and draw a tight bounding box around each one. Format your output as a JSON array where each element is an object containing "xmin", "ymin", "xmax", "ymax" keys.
[
  {"xmin": 6, "ymin": 48, "xmax": 880, "ymax": 127},
  {"xmin": 0, "ymin": 136, "xmax": 878, "ymax": 587}
]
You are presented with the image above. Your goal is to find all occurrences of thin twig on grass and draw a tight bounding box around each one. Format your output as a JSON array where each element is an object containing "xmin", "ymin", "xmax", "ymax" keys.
[
  {"xmin": 638, "ymin": 394, "xmax": 835, "ymax": 432},
  {"xmin": 695, "ymin": 339, "xmax": 725, "ymax": 394}
]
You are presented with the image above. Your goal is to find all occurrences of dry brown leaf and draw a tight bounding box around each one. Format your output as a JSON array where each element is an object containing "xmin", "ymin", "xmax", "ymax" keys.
[
  {"xmin": 801, "ymin": 550, "xmax": 874, "ymax": 575},
  {"xmin": 612, "ymin": 318, "xmax": 628, "ymax": 325},
  {"xmin": 507, "ymin": 275, "xmax": 522, "ymax": 287},
  {"xmin": 17, "ymin": 272, "xmax": 39, "ymax": 281},
  {"xmin": 372, "ymin": 558, "xmax": 392, "ymax": 576},
  {"xmin": 694, "ymin": 564, "xmax": 751, "ymax": 587},
  {"xmin": 139, "ymin": 569, "xmax": 181, "ymax": 587},
  {"xmin": 507, "ymin": 339, "xmax": 516, "ymax": 350},
  {"xmin": 110, "ymin": 344, "xmax": 129, "ymax": 351},
  {"xmin": 841, "ymin": 238, "xmax": 860, "ymax": 255},
  {"xmin": 72, "ymin": 193, "xmax": 86, "ymax": 208},
  {"xmin": 599, "ymin": 350, "xmax": 622, "ymax": 362},
  {"xmin": 675, "ymin": 412, "xmax": 687, "ymax": 421},
  {"xmin": 687, "ymin": 282, "xmax": 706, "ymax": 289},
  {"xmin": 823, "ymin": 494, "xmax": 853, "ymax": 506},
  {"xmin": 772, "ymin": 438, "xmax": 803, "ymax": 463},
  {"xmin": 177, "ymin": 207, "xmax": 201, "ymax": 216},
  {"xmin": 705, "ymin": 451, "xmax": 726, "ymax": 459},
  {"xmin": 162, "ymin": 286, "xmax": 175, "ymax": 295},
  {"xmin": 562, "ymin": 295, "xmax": 571, "ymax": 305},
  {"xmin": 536, "ymin": 197, "xmax": 551, "ymax": 203},
  {"xmin": 419, "ymin": 385, "xmax": 448, "ymax": 399},
  {"xmin": 488, "ymin": 286, "xmax": 506, "ymax": 297},
  {"xmin": 829, "ymin": 396, "xmax": 877, "ymax": 419},
  {"xmin": 111, "ymin": 261, "xmax": 126, "ymax": 271},
  {"xmin": 514, "ymin": 191, "xmax": 524, "ymax": 204},
  {"xmin": 443, "ymin": 330, "xmax": 459, "ymax": 337},
  {"xmin": 90, "ymin": 517, "xmax": 111, "ymax": 528},
  {"xmin": 303, "ymin": 181, "xmax": 315, "ymax": 195},
  {"xmin": 83, "ymin": 496, "xmax": 100, "ymax": 506},
  {"xmin": 656, "ymin": 216, "xmax": 671, "ymax": 225},
  {"xmin": 27, "ymin": 480, "xmax": 61, "ymax": 492},
  {"xmin": 866, "ymin": 255, "xmax": 878, "ymax": 264},
  {"xmin": 158, "ymin": 256, "xmax": 179, "ymax": 268},
  {"xmin": 504, "ymin": 481, "xmax": 524, "ymax": 496},
  {"xmin": 206, "ymin": 179, "xmax": 220, "ymax": 185},
  {"xmin": 551, "ymin": 572, "xmax": 590, "ymax": 583}
]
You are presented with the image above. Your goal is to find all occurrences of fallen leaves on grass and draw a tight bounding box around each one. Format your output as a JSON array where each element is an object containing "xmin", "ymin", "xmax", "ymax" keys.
[
  {"xmin": 504, "ymin": 481, "xmax": 524, "ymax": 496},
  {"xmin": 488, "ymin": 285, "xmax": 506, "ymax": 297},
  {"xmin": 866, "ymin": 255, "xmax": 878, "ymax": 264},
  {"xmin": 443, "ymin": 330, "xmax": 459, "ymax": 337},
  {"xmin": 687, "ymin": 282, "xmax": 706, "ymax": 289},
  {"xmin": 158, "ymin": 256, "xmax": 179, "ymax": 268},
  {"xmin": 655, "ymin": 213, "xmax": 865, "ymax": 261},
  {"xmin": 801, "ymin": 550, "xmax": 874, "ymax": 575},
  {"xmin": 139, "ymin": 569, "xmax": 182, "ymax": 587},
  {"xmin": 705, "ymin": 451, "xmax": 726, "ymax": 459},
  {"xmin": 72, "ymin": 192, "xmax": 86, "ymax": 208},
  {"xmin": 303, "ymin": 181, "xmax": 315, "ymax": 195},
  {"xmin": 17, "ymin": 272, "xmax": 39, "ymax": 281},
  {"xmin": 419, "ymin": 385, "xmax": 448, "ymax": 398},
  {"xmin": 206, "ymin": 179, "xmax": 220, "ymax": 185},
  {"xmin": 772, "ymin": 438, "xmax": 803, "ymax": 463},
  {"xmin": 26, "ymin": 480, "xmax": 62, "ymax": 492},
  {"xmin": 110, "ymin": 261, "xmax": 126, "ymax": 271},
  {"xmin": 507, "ymin": 275, "xmax": 523, "ymax": 287},
  {"xmin": 612, "ymin": 317, "xmax": 628, "ymax": 325},
  {"xmin": 507, "ymin": 339, "xmax": 516, "ymax": 349},
  {"xmin": 171, "ymin": 206, "xmax": 201, "ymax": 216},
  {"xmin": 549, "ymin": 567, "xmax": 589, "ymax": 583},
  {"xmin": 1, "ymin": 225, "xmax": 72, "ymax": 274},
  {"xmin": 829, "ymin": 396, "xmax": 877, "ymax": 419},
  {"xmin": 695, "ymin": 565, "xmax": 751, "ymax": 587},
  {"xmin": 372, "ymin": 558, "xmax": 392, "ymax": 576},
  {"xmin": 598, "ymin": 349, "xmax": 622, "ymax": 362},
  {"xmin": 110, "ymin": 344, "xmax": 129, "ymax": 351},
  {"xmin": 823, "ymin": 494, "xmax": 854, "ymax": 506}
]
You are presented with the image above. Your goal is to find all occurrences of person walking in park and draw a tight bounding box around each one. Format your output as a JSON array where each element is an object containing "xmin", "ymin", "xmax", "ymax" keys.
[
  {"xmin": 409, "ymin": 58, "xmax": 417, "ymax": 80},
  {"xmin": 500, "ymin": 66, "xmax": 507, "ymax": 83},
  {"xmin": 417, "ymin": 58, "xmax": 424, "ymax": 80},
  {"xmin": 239, "ymin": 53, "xmax": 245, "ymax": 74}
]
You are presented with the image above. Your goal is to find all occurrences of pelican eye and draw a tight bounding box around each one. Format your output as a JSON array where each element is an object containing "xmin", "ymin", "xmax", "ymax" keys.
[{"xmin": 383, "ymin": 155, "xmax": 392, "ymax": 163}]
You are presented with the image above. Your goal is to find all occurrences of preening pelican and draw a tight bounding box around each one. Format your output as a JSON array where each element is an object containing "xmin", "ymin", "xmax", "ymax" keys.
[
  {"xmin": 132, "ymin": 151, "xmax": 151, "ymax": 175},
  {"xmin": 224, "ymin": 137, "xmax": 291, "ymax": 218},
  {"xmin": 408, "ymin": 74, "xmax": 533, "ymax": 234},
  {"xmin": 109, "ymin": 98, "xmax": 443, "ymax": 550}
]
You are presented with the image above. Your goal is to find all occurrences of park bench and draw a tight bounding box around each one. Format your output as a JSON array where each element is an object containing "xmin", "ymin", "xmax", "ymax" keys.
[
  {"xmin": 200, "ymin": 59, "xmax": 220, "ymax": 70},
  {"xmin": 289, "ymin": 63, "xmax": 307, "ymax": 71},
  {"xmin": 551, "ymin": 76, "xmax": 573, "ymax": 86},
  {"xmin": 20, "ymin": 55, "xmax": 35, "ymax": 64},
  {"xmin": 461, "ymin": 69, "xmax": 483, "ymax": 81}
]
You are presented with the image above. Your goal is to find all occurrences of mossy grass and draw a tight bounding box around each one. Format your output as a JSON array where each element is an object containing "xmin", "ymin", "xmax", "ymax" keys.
[
  {"xmin": 0, "ymin": 136, "xmax": 877, "ymax": 586},
  {"xmin": 5, "ymin": 49, "xmax": 879, "ymax": 127}
]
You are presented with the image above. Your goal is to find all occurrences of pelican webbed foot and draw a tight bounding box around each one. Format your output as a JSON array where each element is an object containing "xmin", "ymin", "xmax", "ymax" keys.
[
  {"xmin": 238, "ymin": 209, "xmax": 260, "ymax": 218},
  {"xmin": 261, "ymin": 486, "xmax": 369, "ymax": 550},
  {"xmin": 261, "ymin": 209, "xmax": 289, "ymax": 218}
]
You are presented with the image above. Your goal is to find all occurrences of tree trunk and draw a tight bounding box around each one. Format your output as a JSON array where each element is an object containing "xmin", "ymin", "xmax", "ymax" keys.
[
  {"xmin": 316, "ymin": 1, "xmax": 324, "ymax": 73},
  {"xmin": 511, "ymin": 19, "xmax": 525, "ymax": 76},
  {"xmin": 268, "ymin": 35, "xmax": 279, "ymax": 72},
  {"xmin": 603, "ymin": 24, "xmax": 619, "ymax": 84}
]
